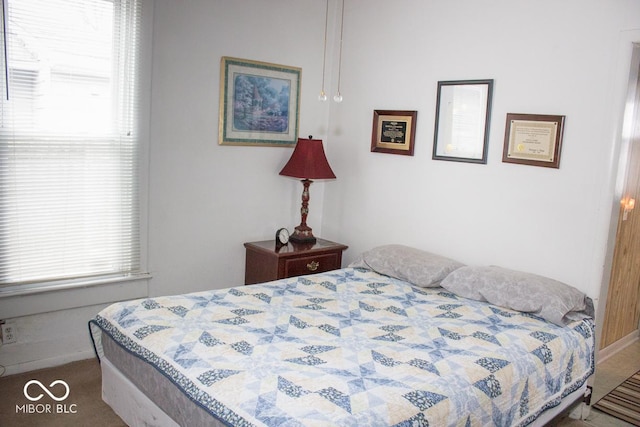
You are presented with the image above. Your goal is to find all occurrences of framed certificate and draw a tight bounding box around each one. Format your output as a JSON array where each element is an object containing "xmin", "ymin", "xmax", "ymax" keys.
[
  {"xmin": 371, "ymin": 110, "xmax": 417, "ymax": 156},
  {"xmin": 432, "ymin": 79, "xmax": 494, "ymax": 164},
  {"xmin": 502, "ymin": 113, "xmax": 565, "ymax": 168}
]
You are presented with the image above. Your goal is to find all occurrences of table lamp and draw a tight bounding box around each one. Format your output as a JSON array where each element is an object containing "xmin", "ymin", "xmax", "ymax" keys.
[{"xmin": 279, "ymin": 136, "xmax": 336, "ymax": 243}]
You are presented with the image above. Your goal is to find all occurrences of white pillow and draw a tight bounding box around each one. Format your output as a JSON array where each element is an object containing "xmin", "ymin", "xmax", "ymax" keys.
[{"xmin": 349, "ymin": 244, "xmax": 464, "ymax": 288}]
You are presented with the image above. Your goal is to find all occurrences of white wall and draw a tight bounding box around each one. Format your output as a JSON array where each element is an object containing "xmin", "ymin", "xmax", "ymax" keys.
[
  {"xmin": 0, "ymin": 304, "xmax": 114, "ymax": 374},
  {"xmin": 147, "ymin": 0, "xmax": 336, "ymax": 297},
  {"xmin": 2, "ymin": 0, "xmax": 639, "ymax": 374},
  {"xmin": 321, "ymin": 0, "xmax": 640, "ymax": 306}
]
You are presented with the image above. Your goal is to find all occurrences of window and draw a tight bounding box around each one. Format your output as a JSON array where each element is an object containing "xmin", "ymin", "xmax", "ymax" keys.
[{"xmin": 0, "ymin": 0, "xmax": 143, "ymax": 289}]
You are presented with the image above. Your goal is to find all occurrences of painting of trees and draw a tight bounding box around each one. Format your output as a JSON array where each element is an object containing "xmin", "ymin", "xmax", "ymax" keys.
[{"xmin": 232, "ymin": 73, "xmax": 290, "ymax": 133}]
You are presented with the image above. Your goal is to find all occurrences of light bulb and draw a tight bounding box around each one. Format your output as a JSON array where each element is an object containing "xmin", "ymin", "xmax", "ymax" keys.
[
  {"xmin": 333, "ymin": 92, "xmax": 343, "ymax": 103},
  {"xmin": 318, "ymin": 90, "xmax": 327, "ymax": 101}
]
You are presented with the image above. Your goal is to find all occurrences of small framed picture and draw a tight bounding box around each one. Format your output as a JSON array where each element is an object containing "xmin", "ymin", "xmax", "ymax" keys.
[
  {"xmin": 502, "ymin": 113, "xmax": 565, "ymax": 168},
  {"xmin": 370, "ymin": 110, "xmax": 417, "ymax": 156},
  {"xmin": 219, "ymin": 57, "xmax": 301, "ymax": 146},
  {"xmin": 432, "ymin": 79, "xmax": 493, "ymax": 164}
]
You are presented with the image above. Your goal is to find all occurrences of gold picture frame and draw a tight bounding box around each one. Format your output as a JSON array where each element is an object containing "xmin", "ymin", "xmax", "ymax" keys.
[
  {"xmin": 219, "ymin": 57, "xmax": 301, "ymax": 146},
  {"xmin": 370, "ymin": 110, "xmax": 417, "ymax": 156},
  {"xmin": 502, "ymin": 113, "xmax": 565, "ymax": 168}
]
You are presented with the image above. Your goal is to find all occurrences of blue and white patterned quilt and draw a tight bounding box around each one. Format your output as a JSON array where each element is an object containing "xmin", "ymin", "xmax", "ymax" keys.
[{"xmin": 91, "ymin": 268, "xmax": 594, "ymax": 426}]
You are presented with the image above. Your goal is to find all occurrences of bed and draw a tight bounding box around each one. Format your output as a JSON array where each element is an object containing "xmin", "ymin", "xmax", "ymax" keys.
[{"xmin": 89, "ymin": 245, "xmax": 595, "ymax": 426}]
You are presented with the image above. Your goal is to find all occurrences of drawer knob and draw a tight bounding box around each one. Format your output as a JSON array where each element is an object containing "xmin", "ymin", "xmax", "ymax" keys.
[{"xmin": 307, "ymin": 261, "xmax": 319, "ymax": 271}]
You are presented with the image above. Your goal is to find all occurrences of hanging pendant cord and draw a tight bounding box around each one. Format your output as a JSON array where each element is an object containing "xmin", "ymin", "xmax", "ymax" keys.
[
  {"xmin": 336, "ymin": 0, "xmax": 345, "ymax": 94},
  {"xmin": 320, "ymin": 0, "xmax": 328, "ymax": 93}
]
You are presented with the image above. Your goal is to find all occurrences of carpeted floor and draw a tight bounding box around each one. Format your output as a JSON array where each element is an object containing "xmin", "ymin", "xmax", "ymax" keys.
[
  {"xmin": 0, "ymin": 358, "xmax": 125, "ymax": 427},
  {"xmin": 593, "ymin": 369, "xmax": 640, "ymax": 426}
]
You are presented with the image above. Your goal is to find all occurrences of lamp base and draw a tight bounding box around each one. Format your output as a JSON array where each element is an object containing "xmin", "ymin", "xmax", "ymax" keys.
[
  {"xmin": 288, "ymin": 179, "xmax": 317, "ymax": 244},
  {"xmin": 289, "ymin": 225, "xmax": 316, "ymax": 244}
]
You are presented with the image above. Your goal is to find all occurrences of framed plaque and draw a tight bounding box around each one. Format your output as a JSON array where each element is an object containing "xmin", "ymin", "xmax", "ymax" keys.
[
  {"xmin": 502, "ymin": 113, "xmax": 565, "ymax": 168},
  {"xmin": 370, "ymin": 110, "xmax": 417, "ymax": 156}
]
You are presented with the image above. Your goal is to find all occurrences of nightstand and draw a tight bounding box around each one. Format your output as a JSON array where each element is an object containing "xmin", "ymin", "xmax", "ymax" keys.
[{"xmin": 244, "ymin": 238, "xmax": 348, "ymax": 285}]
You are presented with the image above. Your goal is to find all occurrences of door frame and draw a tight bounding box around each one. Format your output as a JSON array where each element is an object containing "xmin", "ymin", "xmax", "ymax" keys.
[{"xmin": 595, "ymin": 33, "xmax": 640, "ymax": 361}]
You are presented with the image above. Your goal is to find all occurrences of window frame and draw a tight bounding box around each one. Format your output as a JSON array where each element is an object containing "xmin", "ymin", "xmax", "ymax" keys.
[{"xmin": 0, "ymin": 0, "xmax": 152, "ymax": 308}]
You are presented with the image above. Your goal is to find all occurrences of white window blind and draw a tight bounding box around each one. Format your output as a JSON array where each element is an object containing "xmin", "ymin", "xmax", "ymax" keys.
[{"xmin": 0, "ymin": 0, "xmax": 142, "ymax": 288}]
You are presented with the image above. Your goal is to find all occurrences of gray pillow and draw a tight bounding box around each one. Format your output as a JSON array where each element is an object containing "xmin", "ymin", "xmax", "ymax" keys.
[
  {"xmin": 440, "ymin": 265, "xmax": 593, "ymax": 325},
  {"xmin": 349, "ymin": 244, "xmax": 464, "ymax": 287}
]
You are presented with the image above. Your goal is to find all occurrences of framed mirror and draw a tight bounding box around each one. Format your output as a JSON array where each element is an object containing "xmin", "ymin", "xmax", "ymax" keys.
[{"xmin": 432, "ymin": 79, "xmax": 494, "ymax": 164}]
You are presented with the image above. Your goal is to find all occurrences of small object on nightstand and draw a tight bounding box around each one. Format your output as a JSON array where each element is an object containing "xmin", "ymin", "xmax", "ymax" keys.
[{"xmin": 275, "ymin": 227, "xmax": 290, "ymax": 249}]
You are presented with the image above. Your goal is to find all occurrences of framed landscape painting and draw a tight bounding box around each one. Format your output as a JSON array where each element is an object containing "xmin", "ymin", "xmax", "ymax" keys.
[{"xmin": 219, "ymin": 57, "xmax": 301, "ymax": 146}]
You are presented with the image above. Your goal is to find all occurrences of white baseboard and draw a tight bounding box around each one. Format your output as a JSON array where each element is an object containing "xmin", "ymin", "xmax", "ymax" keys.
[
  {"xmin": 597, "ymin": 329, "xmax": 640, "ymax": 364},
  {"xmin": 2, "ymin": 350, "xmax": 96, "ymax": 376}
]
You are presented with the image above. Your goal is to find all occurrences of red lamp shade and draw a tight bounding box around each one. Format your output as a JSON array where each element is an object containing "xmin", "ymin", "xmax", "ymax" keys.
[
  {"xmin": 279, "ymin": 137, "xmax": 336, "ymax": 244},
  {"xmin": 279, "ymin": 137, "xmax": 336, "ymax": 180}
]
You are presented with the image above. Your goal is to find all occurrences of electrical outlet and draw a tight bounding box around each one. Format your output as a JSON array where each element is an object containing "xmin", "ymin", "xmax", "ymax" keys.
[{"xmin": 1, "ymin": 321, "xmax": 17, "ymax": 344}]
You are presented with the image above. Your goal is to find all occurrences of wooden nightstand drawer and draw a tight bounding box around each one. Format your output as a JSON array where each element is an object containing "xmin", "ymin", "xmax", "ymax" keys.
[
  {"xmin": 283, "ymin": 252, "xmax": 341, "ymax": 277},
  {"xmin": 244, "ymin": 238, "xmax": 348, "ymax": 285}
]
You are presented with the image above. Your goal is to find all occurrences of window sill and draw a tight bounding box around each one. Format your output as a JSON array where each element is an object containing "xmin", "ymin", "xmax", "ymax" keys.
[{"xmin": 0, "ymin": 273, "xmax": 151, "ymax": 318}]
